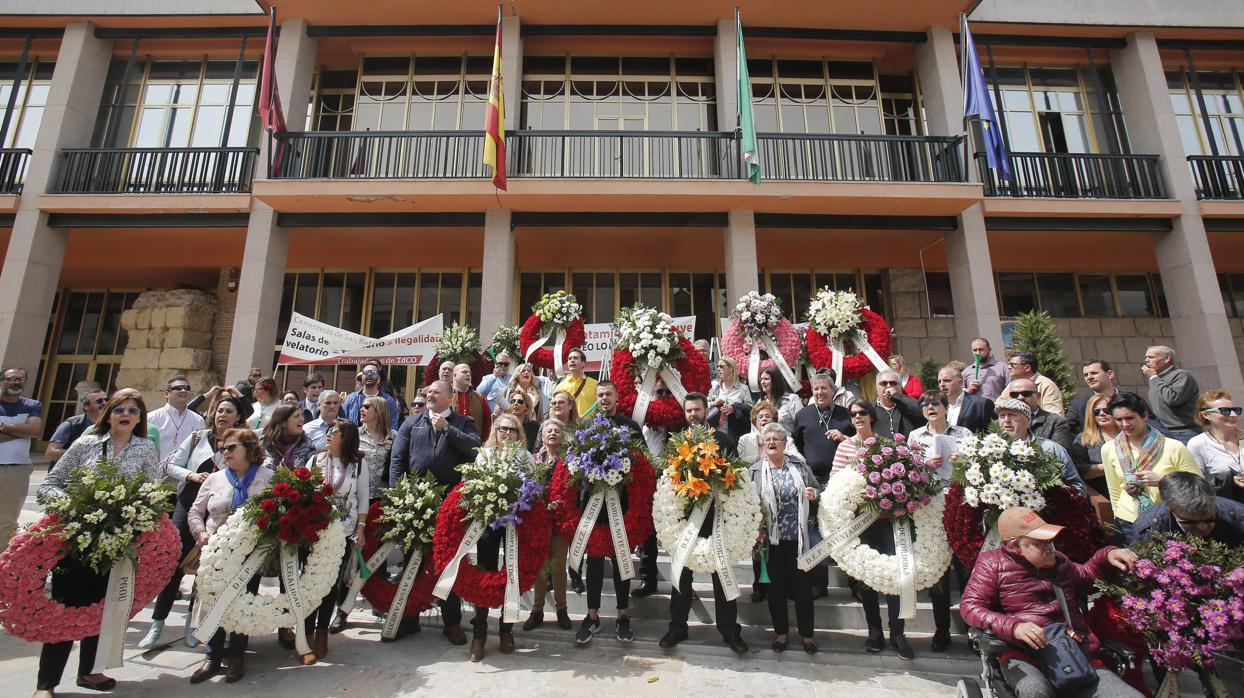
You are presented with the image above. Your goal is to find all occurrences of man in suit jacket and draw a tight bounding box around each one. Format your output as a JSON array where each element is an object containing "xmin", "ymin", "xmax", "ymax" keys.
[
  {"xmin": 389, "ymin": 379, "xmax": 481, "ymax": 645},
  {"xmin": 1006, "ymin": 378, "xmax": 1074, "ymax": 453},
  {"xmin": 938, "ymin": 366, "xmax": 994, "ymax": 433}
]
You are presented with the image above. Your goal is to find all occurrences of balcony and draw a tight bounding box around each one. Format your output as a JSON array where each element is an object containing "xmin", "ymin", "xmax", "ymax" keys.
[
  {"xmin": 1189, "ymin": 155, "xmax": 1244, "ymax": 200},
  {"xmin": 54, "ymin": 147, "xmax": 259, "ymax": 194},
  {"xmin": 0, "ymin": 148, "xmax": 31, "ymax": 194},
  {"xmin": 977, "ymin": 151, "xmax": 1167, "ymax": 199},
  {"xmin": 269, "ymin": 130, "xmax": 966, "ymax": 184}
]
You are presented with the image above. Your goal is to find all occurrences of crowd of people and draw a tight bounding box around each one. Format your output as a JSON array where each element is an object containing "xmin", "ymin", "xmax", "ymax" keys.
[{"xmin": 4, "ymin": 337, "xmax": 1242, "ymax": 697}]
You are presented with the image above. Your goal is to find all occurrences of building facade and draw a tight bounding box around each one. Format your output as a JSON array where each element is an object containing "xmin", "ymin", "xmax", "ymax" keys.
[{"xmin": 1, "ymin": 0, "xmax": 1243, "ymax": 444}]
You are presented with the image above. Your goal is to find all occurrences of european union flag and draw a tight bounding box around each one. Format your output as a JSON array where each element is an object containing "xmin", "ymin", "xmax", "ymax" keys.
[{"xmin": 961, "ymin": 15, "xmax": 1012, "ymax": 181}]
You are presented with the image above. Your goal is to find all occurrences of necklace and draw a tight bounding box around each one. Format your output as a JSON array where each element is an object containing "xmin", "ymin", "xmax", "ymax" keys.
[{"xmin": 1207, "ymin": 429, "xmax": 1242, "ymax": 472}]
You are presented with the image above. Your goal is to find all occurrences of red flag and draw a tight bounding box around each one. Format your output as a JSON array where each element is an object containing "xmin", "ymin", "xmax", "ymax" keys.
[
  {"xmin": 258, "ymin": 7, "xmax": 286, "ymax": 135},
  {"xmin": 483, "ymin": 6, "xmax": 506, "ymax": 190}
]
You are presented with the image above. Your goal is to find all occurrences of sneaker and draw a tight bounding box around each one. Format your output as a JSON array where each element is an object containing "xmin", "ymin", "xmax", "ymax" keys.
[
  {"xmin": 138, "ymin": 620, "xmax": 165, "ymax": 649},
  {"xmin": 575, "ymin": 616, "xmax": 601, "ymax": 645},
  {"xmin": 615, "ymin": 616, "xmax": 634, "ymax": 642}
]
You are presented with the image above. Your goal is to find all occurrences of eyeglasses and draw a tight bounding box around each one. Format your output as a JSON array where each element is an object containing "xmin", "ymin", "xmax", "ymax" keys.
[
  {"xmin": 360, "ymin": 404, "xmax": 372, "ymax": 411},
  {"xmin": 1174, "ymin": 514, "xmax": 1217, "ymax": 528},
  {"xmin": 850, "ymin": 410, "xmax": 870, "ymax": 418},
  {"xmin": 362, "ymin": 369, "xmax": 379, "ymax": 376},
  {"xmin": 1008, "ymin": 390, "xmax": 1037, "ymax": 398},
  {"xmin": 919, "ymin": 401, "xmax": 943, "ymax": 408},
  {"xmin": 111, "ymin": 406, "xmax": 142, "ymax": 416},
  {"xmin": 511, "ymin": 398, "xmax": 525, "ymax": 405},
  {"xmin": 762, "ymin": 437, "xmax": 785, "ymax": 444},
  {"xmin": 412, "ymin": 402, "xmax": 427, "ymax": 409},
  {"xmin": 497, "ymin": 426, "xmax": 520, "ymax": 436},
  {"xmin": 879, "ymin": 381, "xmax": 898, "ymax": 387},
  {"xmin": 1204, "ymin": 407, "xmax": 1244, "ymax": 417},
  {"xmin": 1093, "ymin": 407, "xmax": 1111, "ymax": 416},
  {"xmin": 2, "ymin": 376, "xmax": 25, "ymax": 383},
  {"xmin": 86, "ymin": 397, "xmax": 107, "ymax": 405},
  {"xmin": 496, "ymin": 361, "xmax": 510, "ymax": 367},
  {"xmin": 327, "ymin": 427, "xmax": 339, "ymax": 436},
  {"xmin": 219, "ymin": 443, "xmax": 240, "ymax": 454},
  {"xmin": 167, "ymin": 385, "xmax": 191, "ymax": 392}
]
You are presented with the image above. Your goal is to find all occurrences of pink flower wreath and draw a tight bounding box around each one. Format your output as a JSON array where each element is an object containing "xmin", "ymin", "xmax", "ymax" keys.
[
  {"xmin": 720, "ymin": 317, "xmax": 802, "ymax": 386},
  {"xmin": 0, "ymin": 513, "xmax": 179, "ymax": 643}
]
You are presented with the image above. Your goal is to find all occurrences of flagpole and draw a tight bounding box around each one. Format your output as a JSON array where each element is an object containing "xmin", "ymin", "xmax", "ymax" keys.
[
  {"xmin": 735, "ymin": 7, "xmax": 744, "ymax": 179},
  {"xmin": 959, "ymin": 13, "xmax": 971, "ymax": 183}
]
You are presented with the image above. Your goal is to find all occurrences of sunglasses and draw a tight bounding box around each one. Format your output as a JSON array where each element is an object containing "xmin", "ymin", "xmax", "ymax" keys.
[
  {"xmin": 850, "ymin": 411, "xmax": 870, "ymax": 418},
  {"xmin": 919, "ymin": 401, "xmax": 943, "ymax": 408},
  {"xmin": 511, "ymin": 398, "xmax": 525, "ymax": 405},
  {"xmin": 327, "ymin": 427, "xmax": 339, "ymax": 436},
  {"xmin": 362, "ymin": 369, "xmax": 379, "ymax": 376},
  {"xmin": 167, "ymin": 385, "xmax": 191, "ymax": 392},
  {"xmin": 111, "ymin": 406, "xmax": 142, "ymax": 416},
  {"xmin": 412, "ymin": 402, "xmax": 427, "ymax": 408},
  {"xmin": 86, "ymin": 397, "xmax": 107, "ymax": 405},
  {"xmin": 497, "ymin": 426, "xmax": 520, "ymax": 435},
  {"xmin": 497, "ymin": 361, "xmax": 510, "ymax": 366},
  {"xmin": 220, "ymin": 443, "xmax": 241, "ymax": 453},
  {"xmin": 1009, "ymin": 390, "xmax": 1037, "ymax": 398},
  {"xmin": 1093, "ymin": 407, "xmax": 1111, "ymax": 416},
  {"xmin": 1204, "ymin": 407, "xmax": 1244, "ymax": 417},
  {"xmin": 1174, "ymin": 515, "xmax": 1217, "ymax": 527},
  {"xmin": 879, "ymin": 381, "xmax": 898, "ymax": 387}
]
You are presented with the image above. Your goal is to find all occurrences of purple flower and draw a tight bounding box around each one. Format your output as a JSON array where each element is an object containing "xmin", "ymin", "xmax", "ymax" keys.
[
  {"xmin": 894, "ymin": 492, "xmax": 909, "ymax": 503},
  {"xmin": 868, "ymin": 472, "xmax": 881, "ymax": 484},
  {"xmin": 896, "ymin": 446, "xmax": 909, "ymax": 456},
  {"xmin": 864, "ymin": 437, "xmax": 877, "ymax": 446},
  {"xmin": 891, "ymin": 482, "xmax": 907, "ymax": 497},
  {"xmin": 892, "ymin": 463, "xmax": 906, "ymax": 478},
  {"xmin": 856, "ymin": 464, "xmax": 868, "ymax": 474},
  {"xmin": 893, "ymin": 433, "xmax": 905, "ymax": 443},
  {"xmin": 879, "ymin": 498, "xmax": 893, "ymax": 510},
  {"xmin": 881, "ymin": 468, "xmax": 894, "ymax": 480},
  {"xmin": 863, "ymin": 485, "xmax": 877, "ymax": 498},
  {"xmin": 879, "ymin": 482, "xmax": 892, "ymax": 495},
  {"xmin": 893, "ymin": 506, "xmax": 908, "ymax": 517},
  {"xmin": 921, "ymin": 494, "xmax": 932, "ymax": 507},
  {"xmin": 871, "ymin": 454, "xmax": 884, "ymax": 465},
  {"xmin": 881, "ymin": 447, "xmax": 894, "ymax": 457}
]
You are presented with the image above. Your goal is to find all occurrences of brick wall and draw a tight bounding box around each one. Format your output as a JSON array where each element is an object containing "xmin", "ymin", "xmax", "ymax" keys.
[{"xmin": 211, "ymin": 267, "xmax": 239, "ymax": 383}]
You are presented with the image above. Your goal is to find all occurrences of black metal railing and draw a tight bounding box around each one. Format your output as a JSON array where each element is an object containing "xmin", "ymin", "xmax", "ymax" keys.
[
  {"xmin": 55, "ymin": 147, "xmax": 259, "ymax": 194},
  {"xmin": 1189, "ymin": 155, "xmax": 1244, "ymax": 200},
  {"xmin": 0, "ymin": 148, "xmax": 32, "ymax": 194},
  {"xmin": 977, "ymin": 151, "xmax": 1167, "ymax": 199},
  {"xmin": 270, "ymin": 130, "xmax": 968, "ymax": 183},
  {"xmin": 757, "ymin": 133, "xmax": 966, "ymax": 183}
]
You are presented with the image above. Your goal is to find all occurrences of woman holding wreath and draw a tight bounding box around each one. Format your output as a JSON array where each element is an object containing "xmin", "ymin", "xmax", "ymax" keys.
[
  {"xmin": 831, "ymin": 399, "xmax": 915, "ymax": 659},
  {"xmin": 187, "ymin": 428, "xmax": 273, "ymax": 684},
  {"xmin": 34, "ymin": 392, "xmax": 161, "ymax": 696},
  {"xmin": 141, "ymin": 394, "xmax": 252, "ymax": 649},
  {"xmin": 302, "ymin": 421, "xmax": 368, "ymax": 660},
  {"xmin": 747, "ymin": 423, "xmax": 820, "ymax": 654},
  {"xmin": 525, "ymin": 419, "xmax": 572, "ymax": 631},
  {"xmin": 756, "ymin": 366, "xmax": 802, "ymax": 434}
]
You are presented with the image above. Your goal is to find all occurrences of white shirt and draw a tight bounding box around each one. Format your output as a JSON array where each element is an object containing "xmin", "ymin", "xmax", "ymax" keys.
[
  {"xmin": 1187, "ymin": 431, "xmax": 1244, "ymax": 490},
  {"xmin": 303, "ymin": 416, "xmax": 335, "ymax": 451},
  {"xmin": 908, "ymin": 424, "xmax": 971, "ymax": 483},
  {"xmin": 947, "ymin": 391, "xmax": 964, "ymax": 428},
  {"xmin": 147, "ymin": 403, "xmax": 205, "ymax": 465},
  {"xmin": 249, "ymin": 401, "xmax": 279, "ymax": 430}
]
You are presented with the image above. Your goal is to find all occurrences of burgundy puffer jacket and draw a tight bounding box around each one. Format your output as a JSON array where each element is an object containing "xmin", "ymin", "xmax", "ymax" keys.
[{"xmin": 960, "ymin": 545, "xmax": 1117, "ymax": 658}]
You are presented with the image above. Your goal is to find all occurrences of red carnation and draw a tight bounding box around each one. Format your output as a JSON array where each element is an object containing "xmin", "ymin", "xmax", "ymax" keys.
[
  {"xmin": 322, "ymin": 484, "xmax": 334, "ymax": 496},
  {"xmin": 289, "ymin": 490, "xmax": 302, "ymax": 503},
  {"xmin": 260, "ymin": 498, "xmax": 277, "ymax": 513},
  {"xmin": 294, "ymin": 467, "xmax": 312, "ymax": 481},
  {"xmin": 272, "ymin": 482, "xmax": 292, "ymax": 497},
  {"xmin": 256, "ymin": 517, "xmax": 270, "ymax": 530},
  {"xmin": 312, "ymin": 491, "xmax": 325, "ymax": 504}
]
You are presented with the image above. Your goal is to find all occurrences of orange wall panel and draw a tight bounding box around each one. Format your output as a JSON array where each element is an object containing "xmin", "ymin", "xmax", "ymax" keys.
[
  {"xmin": 286, "ymin": 227, "xmax": 484, "ymax": 267},
  {"xmin": 516, "ymin": 227, "xmax": 724, "ymax": 268}
]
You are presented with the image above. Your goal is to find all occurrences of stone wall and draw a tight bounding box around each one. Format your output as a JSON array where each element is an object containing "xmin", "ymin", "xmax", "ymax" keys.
[
  {"xmin": 886, "ymin": 268, "xmax": 962, "ymax": 368},
  {"xmin": 116, "ymin": 289, "xmax": 220, "ymax": 394},
  {"xmin": 211, "ymin": 267, "xmax": 240, "ymax": 381}
]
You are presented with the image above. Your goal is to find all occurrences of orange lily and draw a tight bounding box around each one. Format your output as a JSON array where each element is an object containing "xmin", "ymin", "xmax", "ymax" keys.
[
  {"xmin": 674, "ymin": 441, "xmax": 695, "ymax": 466},
  {"xmin": 722, "ymin": 467, "xmax": 737, "ymax": 489},
  {"xmin": 697, "ymin": 454, "xmax": 718, "ymax": 476}
]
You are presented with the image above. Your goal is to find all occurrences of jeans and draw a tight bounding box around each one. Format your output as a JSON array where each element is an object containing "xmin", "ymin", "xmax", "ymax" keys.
[
  {"xmin": 1113, "ymin": 517, "xmax": 1137, "ymax": 546},
  {"xmin": 1162, "ymin": 427, "xmax": 1201, "ymax": 446},
  {"xmin": 928, "ymin": 559, "xmax": 969, "ymax": 633},
  {"xmin": 668, "ymin": 568, "xmax": 739, "ymax": 640},
  {"xmin": 37, "ymin": 558, "xmax": 106, "ymax": 690},
  {"xmin": 531, "ymin": 531, "xmax": 568, "ymax": 612},
  {"xmin": 585, "ymin": 555, "xmax": 629, "ymax": 611},
  {"xmin": 1000, "ymin": 659, "xmax": 1143, "ymax": 698},
  {"xmin": 765, "ymin": 540, "xmax": 813, "ymax": 638}
]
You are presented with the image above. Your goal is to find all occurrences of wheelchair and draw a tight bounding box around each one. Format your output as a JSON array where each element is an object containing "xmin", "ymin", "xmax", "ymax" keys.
[{"xmin": 954, "ymin": 627, "xmax": 1140, "ymax": 698}]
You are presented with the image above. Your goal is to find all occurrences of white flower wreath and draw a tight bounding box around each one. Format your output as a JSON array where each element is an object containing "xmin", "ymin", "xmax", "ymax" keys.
[
  {"xmin": 196, "ymin": 509, "xmax": 346, "ymax": 636},
  {"xmin": 652, "ymin": 472, "xmax": 761, "ymax": 574},
  {"xmin": 818, "ymin": 468, "xmax": 952, "ymax": 595}
]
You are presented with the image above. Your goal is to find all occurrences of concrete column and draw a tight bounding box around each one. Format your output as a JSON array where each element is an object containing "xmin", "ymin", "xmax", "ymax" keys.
[
  {"xmin": 0, "ymin": 22, "xmax": 112, "ymax": 380},
  {"xmin": 479, "ymin": 209, "xmax": 515, "ymax": 341},
  {"xmin": 713, "ymin": 18, "xmax": 739, "ymax": 135},
  {"xmin": 917, "ymin": 25, "xmax": 1003, "ymax": 352},
  {"xmin": 225, "ymin": 19, "xmax": 316, "ymax": 380},
  {"xmin": 724, "ymin": 210, "xmax": 758, "ymax": 304},
  {"xmin": 1112, "ymin": 32, "xmax": 1243, "ymax": 395},
  {"xmin": 501, "ymin": 15, "xmax": 522, "ymax": 132}
]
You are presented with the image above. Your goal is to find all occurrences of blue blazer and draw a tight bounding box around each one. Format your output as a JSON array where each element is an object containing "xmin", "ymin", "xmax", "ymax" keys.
[{"xmin": 952, "ymin": 394, "xmax": 995, "ymax": 434}]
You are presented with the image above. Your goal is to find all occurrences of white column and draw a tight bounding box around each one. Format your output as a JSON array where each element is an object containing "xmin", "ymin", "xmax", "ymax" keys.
[
  {"xmin": 226, "ymin": 19, "xmax": 316, "ymax": 380},
  {"xmin": 479, "ymin": 209, "xmax": 515, "ymax": 341},
  {"xmin": 1112, "ymin": 32, "xmax": 1243, "ymax": 394},
  {"xmin": 0, "ymin": 22, "xmax": 113, "ymax": 378},
  {"xmin": 724, "ymin": 210, "xmax": 758, "ymax": 304}
]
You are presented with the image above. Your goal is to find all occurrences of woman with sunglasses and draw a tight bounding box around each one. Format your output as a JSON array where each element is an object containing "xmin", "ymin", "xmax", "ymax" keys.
[
  {"xmin": 35, "ymin": 393, "xmax": 161, "ymax": 696},
  {"xmin": 756, "ymin": 365, "xmax": 803, "ymax": 434},
  {"xmin": 548, "ymin": 389, "xmax": 580, "ymax": 428},
  {"xmin": 507, "ymin": 389, "xmax": 540, "ymax": 451},
  {"xmin": 709, "ymin": 357, "xmax": 753, "ymax": 440},
  {"xmin": 187, "ymin": 428, "xmax": 273, "ymax": 684},
  {"xmin": 303, "ymin": 421, "xmax": 367, "ymax": 662},
  {"xmin": 260, "ymin": 404, "xmax": 315, "ymax": 471},
  {"xmin": 525, "ymin": 419, "xmax": 573, "ymax": 632},
  {"xmin": 830, "ymin": 399, "xmax": 915, "ymax": 660},
  {"xmin": 1188, "ymin": 389, "xmax": 1244, "ymax": 502},
  {"xmin": 141, "ymin": 395, "xmax": 253, "ymax": 650},
  {"xmin": 1068, "ymin": 393, "xmax": 1119, "ymax": 497},
  {"xmin": 508, "ymin": 362, "xmax": 554, "ymax": 420}
]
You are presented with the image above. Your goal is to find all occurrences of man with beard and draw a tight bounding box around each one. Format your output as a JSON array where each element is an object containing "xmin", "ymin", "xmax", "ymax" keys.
[
  {"xmin": 0, "ymin": 367, "xmax": 42, "ymax": 548},
  {"xmin": 343, "ymin": 362, "xmax": 399, "ymax": 430}
]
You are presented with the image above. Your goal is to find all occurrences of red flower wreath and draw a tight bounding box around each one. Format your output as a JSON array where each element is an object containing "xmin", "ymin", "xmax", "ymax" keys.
[
  {"xmin": 613, "ymin": 335, "xmax": 711, "ymax": 429},
  {"xmin": 519, "ymin": 315, "xmax": 586, "ymax": 372},
  {"xmin": 548, "ymin": 451, "xmax": 656, "ymax": 558},
  {"xmin": 805, "ymin": 308, "xmax": 893, "ymax": 380},
  {"xmin": 943, "ymin": 483, "xmax": 1107, "ymax": 570},
  {"xmin": 431, "ymin": 483, "xmax": 551, "ymax": 609},
  {"xmin": 423, "ymin": 352, "xmax": 494, "ymax": 386},
  {"xmin": 359, "ymin": 501, "xmax": 437, "ymax": 617},
  {"xmin": 0, "ymin": 514, "xmax": 179, "ymax": 643}
]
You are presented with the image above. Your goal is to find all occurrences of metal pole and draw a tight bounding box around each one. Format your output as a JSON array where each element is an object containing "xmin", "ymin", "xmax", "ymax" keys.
[
  {"xmin": 104, "ymin": 38, "xmax": 140, "ymax": 148},
  {"xmin": 0, "ymin": 36, "xmax": 31, "ymax": 147}
]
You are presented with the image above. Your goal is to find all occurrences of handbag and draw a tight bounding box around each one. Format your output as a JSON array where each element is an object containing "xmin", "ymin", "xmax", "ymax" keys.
[
  {"xmin": 1031, "ymin": 585, "xmax": 1098, "ymax": 693},
  {"xmin": 180, "ymin": 543, "xmax": 203, "ymax": 575}
]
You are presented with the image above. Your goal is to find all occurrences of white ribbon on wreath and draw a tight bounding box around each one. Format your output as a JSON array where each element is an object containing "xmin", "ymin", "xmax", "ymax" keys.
[
  {"xmin": 567, "ymin": 488, "xmax": 634, "ymax": 581},
  {"xmin": 525, "ymin": 323, "xmax": 567, "ymax": 377},
  {"xmin": 340, "ymin": 541, "xmax": 396, "ymax": 614},
  {"xmin": 91, "ymin": 557, "xmax": 135, "ymax": 674},
  {"xmin": 745, "ymin": 335, "xmax": 800, "ymax": 394},
  {"xmin": 652, "ymin": 473, "xmax": 761, "ymax": 603},
  {"xmin": 632, "ymin": 365, "xmax": 688, "ymax": 426},
  {"xmin": 433, "ymin": 520, "xmax": 524, "ymax": 623},
  {"xmin": 381, "ymin": 546, "xmax": 426, "ymax": 640},
  {"xmin": 828, "ymin": 327, "xmax": 890, "ymax": 384}
]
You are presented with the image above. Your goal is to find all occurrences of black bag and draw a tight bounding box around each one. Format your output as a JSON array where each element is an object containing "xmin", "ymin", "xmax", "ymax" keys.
[{"xmin": 1031, "ymin": 586, "xmax": 1098, "ymax": 693}]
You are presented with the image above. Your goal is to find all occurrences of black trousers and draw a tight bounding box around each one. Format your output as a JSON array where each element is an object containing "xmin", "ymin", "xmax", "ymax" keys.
[
  {"xmin": 470, "ymin": 527, "xmax": 513, "ymax": 639},
  {"xmin": 308, "ymin": 544, "xmax": 351, "ymax": 632},
  {"xmin": 858, "ymin": 519, "xmax": 904, "ymax": 636},
  {"xmin": 765, "ymin": 540, "xmax": 814, "ymax": 638},
  {"xmin": 205, "ymin": 575, "xmax": 261, "ymax": 661},
  {"xmin": 37, "ymin": 559, "xmax": 107, "ymax": 690},
  {"xmin": 152, "ymin": 489, "xmax": 200, "ymax": 622},
  {"xmin": 638, "ymin": 534, "xmax": 658, "ymax": 583},
  {"xmin": 927, "ymin": 558, "xmax": 968, "ymax": 634},
  {"xmin": 585, "ymin": 555, "xmax": 629, "ymax": 611},
  {"xmin": 668, "ymin": 568, "xmax": 739, "ymax": 640}
]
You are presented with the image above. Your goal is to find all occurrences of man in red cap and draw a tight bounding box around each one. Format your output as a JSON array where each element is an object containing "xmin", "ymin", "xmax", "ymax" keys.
[{"xmin": 960, "ymin": 506, "xmax": 1141, "ymax": 698}]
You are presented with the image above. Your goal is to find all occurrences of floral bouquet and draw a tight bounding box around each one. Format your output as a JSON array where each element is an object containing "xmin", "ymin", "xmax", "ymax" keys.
[
  {"xmin": 949, "ymin": 432, "xmax": 1064, "ymax": 525},
  {"xmin": 803, "ymin": 288, "xmax": 892, "ymax": 380},
  {"xmin": 614, "ymin": 304, "xmax": 682, "ymax": 376},
  {"xmin": 520, "ymin": 291, "xmax": 586, "ymax": 373},
  {"xmin": 722, "ymin": 292, "xmax": 801, "ymax": 391},
  {"xmin": 376, "ymin": 471, "xmax": 448, "ymax": 552},
  {"xmin": 436, "ymin": 322, "xmax": 482, "ymax": 365},
  {"xmin": 807, "ymin": 288, "xmax": 864, "ymax": 346},
  {"xmin": 850, "ymin": 433, "xmax": 943, "ymax": 518},
  {"xmin": 564, "ymin": 413, "xmax": 640, "ymax": 495},
  {"xmin": 457, "ymin": 443, "xmax": 545, "ymax": 531},
  {"xmin": 245, "ymin": 465, "xmax": 338, "ymax": 548},
  {"xmin": 730, "ymin": 291, "xmax": 781, "ymax": 341},
  {"xmin": 1099, "ymin": 534, "xmax": 1244, "ymax": 695},
  {"xmin": 533, "ymin": 290, "xmax": 582, "ymax": 327},
  {"xmin": 38, "ymin": 458, "xmax": 174, "ymax": 574},
  {"xmin": 489, "ymin": 324, "xmax": 521, "ymax": 361},
  {"xmin": 661, "ymin": 424, "xmax": 748, "ymax": 508}
]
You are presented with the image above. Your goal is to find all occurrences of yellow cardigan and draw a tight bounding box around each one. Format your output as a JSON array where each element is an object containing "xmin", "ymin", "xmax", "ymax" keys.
[{"xmin": 1101, "ymin": 436, "xmax": 1202, "ymax": 523}]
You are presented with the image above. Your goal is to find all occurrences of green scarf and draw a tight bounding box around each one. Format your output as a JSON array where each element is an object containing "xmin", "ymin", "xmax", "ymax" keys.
[{"xmin": 1114, "ymin": 427, "xmax": 1164, "ymax": 512}]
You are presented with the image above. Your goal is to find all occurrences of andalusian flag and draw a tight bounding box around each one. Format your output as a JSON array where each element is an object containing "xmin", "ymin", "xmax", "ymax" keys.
[
  {"xmin": 736, "ymin": 9, "xmax": 761, "ymax": 184},
  {"xmin": 483, "ymin": 5, "xmax": 507, "ymax": 190}
]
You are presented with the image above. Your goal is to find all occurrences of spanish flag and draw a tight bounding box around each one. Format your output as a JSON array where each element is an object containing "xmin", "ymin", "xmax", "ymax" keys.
[{"xmin": 483, "ymin": 5, "xmax": 506, "ymax": 190}]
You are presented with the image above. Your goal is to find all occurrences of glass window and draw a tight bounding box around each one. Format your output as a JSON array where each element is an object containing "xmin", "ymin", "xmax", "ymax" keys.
[
  {"xmin": 987, "ymin": 64, "xmax": 1127, "ymax": 154},
  {"xmin": 1078, "ymin": 275, "xmax": 1114, "ymax": 316},
  {"xmin": 925, "ymin": 272, "xmax": 955, "ymax": 316},
  {"xmin": 997, "ymin": 272, "xmax": 1038, "ymax": 317},
  {"xmin": 1114, "ymin": 275, "xmax": 1154, "ymax": 317},
  {"xmin": 1166, "ymin": 68, "xmax": 1244, "ymax": 157},
  {"xmin": 1036, "ymin": 273, "xmax": 1077, "ymax": 316}
]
